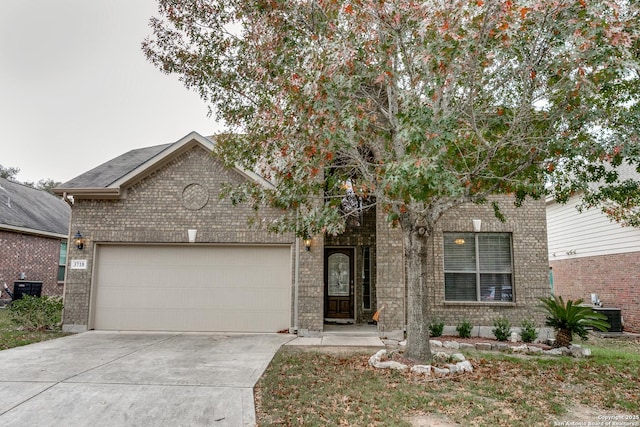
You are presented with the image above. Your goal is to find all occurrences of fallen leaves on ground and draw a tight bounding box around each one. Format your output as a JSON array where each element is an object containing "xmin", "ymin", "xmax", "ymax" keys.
[{"xmin": 256, "ymin": 340, "xmax": 640, "ymax": 427}]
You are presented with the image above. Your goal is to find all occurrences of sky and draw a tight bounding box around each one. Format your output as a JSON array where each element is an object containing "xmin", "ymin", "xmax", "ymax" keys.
[{"xmin": 0, "ymin": 1, "xmax": 221, "ymax": 184}]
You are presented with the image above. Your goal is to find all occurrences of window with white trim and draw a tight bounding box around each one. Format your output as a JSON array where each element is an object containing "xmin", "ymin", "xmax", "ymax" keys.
[
  {"xmin": 444, "ymin": 233, "xmax": 513, "ymax": 302},
  {"xmin": 57, "ymin": 241, "xmax": 67, "ymax": 282}
]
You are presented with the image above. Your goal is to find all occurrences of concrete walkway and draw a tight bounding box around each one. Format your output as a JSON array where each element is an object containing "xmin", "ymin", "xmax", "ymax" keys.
[
  {"xmin": 286, "ymin": 324, "xmax": 386, "ymax": 347},
  {"xmin": 0, "ymin": 331, "xmax": 293, "ymax": 426}
]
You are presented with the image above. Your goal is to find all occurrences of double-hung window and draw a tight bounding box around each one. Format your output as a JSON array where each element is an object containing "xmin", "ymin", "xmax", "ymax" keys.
[{"xmin": 444, "ymin": 233, "xmax": 513, "ymax": 302}]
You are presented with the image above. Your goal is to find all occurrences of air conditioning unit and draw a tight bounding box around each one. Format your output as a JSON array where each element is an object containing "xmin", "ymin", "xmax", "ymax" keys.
[{"xmin": 592, "ymin": 307, "xmax": 623, "ymax": 333}]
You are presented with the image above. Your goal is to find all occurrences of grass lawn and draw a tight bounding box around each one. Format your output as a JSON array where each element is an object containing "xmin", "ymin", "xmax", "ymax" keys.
[
  {"xmin": 0, "ymin": 307, "xmax": 68, "ymax": 350},
  {"xmin": 255, "ymin": 335, "xmax": 640, "ymax": 426}
]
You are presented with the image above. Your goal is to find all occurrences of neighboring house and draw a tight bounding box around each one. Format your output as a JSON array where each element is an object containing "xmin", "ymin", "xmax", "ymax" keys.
[
  {"xmin": 547, "ymin": 193, "xmax": 640, "ymax": 333},
  {"xmin": 0, "ymin": 177, "xmax": 71, "ymax": 301},
  {"xmin": 53, "ymin": 131, "xmax": 550, "ymax": 336}
]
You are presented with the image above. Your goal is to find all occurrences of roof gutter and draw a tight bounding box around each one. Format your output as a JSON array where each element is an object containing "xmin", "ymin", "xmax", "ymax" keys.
[
  {"xmin": 0, "ymin": 224, "xmax": 68, "ymax": 239},
  {"xmin": 52, "ymin": 187, "xmax": 121, "ymax": 197}
]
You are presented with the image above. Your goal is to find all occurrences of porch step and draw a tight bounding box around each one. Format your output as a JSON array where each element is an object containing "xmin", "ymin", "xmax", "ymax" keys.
[{"xmin": 322, "ymin": 324, "xmax": 380, "ymax": 337}]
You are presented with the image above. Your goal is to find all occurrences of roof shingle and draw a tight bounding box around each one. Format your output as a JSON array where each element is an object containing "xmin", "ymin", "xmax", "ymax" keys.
[
  {"xmin": 0, "ymin": 178, "xmax": 70, "ymax": 236},
  {"xmin": 58, "ymin": 143, "xmax": 172, "ymax": 189}
]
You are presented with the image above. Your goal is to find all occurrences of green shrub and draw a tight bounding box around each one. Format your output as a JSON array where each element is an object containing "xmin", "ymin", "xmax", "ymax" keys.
[
  {"xmin": 539, "ymin": 295, "xmax": 609, "ymax": 347},
  {"xmin": 428, "ymin": 320, "xmax": 444, "ymax": 337},
  {"xmin": 456, "ymin": 319, "xmax": 473, "ymax": 338},
  {"xmin": 520, "ymin": 319, "xmax": 539, "ymax": 343},
  {"xmin": 492, "ymin": 317, "xmax": 512, "ymax": 341},
  {"xmin": 7, "ymin": 295, "xmax": 63, "ymax": 331}
]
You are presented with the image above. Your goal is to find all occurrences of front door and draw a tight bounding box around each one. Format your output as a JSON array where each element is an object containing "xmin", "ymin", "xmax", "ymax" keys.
[{"xmin": 324, "ymin": 248, "xmax": 354, "ymax": 319}]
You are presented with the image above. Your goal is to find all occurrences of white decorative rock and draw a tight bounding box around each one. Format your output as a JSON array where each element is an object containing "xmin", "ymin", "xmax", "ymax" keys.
[
  {"xmin": 493, "ymin": 343, "xmax": 511, "ymax": 352},
  {"xmin": 447, "ymin": 364, "xmax": 461, "ymax": 374},
  {"xmin": 443, "ymin": 341, "xmax": 460, "ymax": 349},
  {"xmin": 429, "ymin": 340, "xmax": 442, "ymax": 347},
  {"xmin": 379, "ymin": 361, "xmax": 409, "ymax": 370},
  {"xmin": 450, "ymin": 353, "xmax": 466, "ymax": 362},
  {"xmin": 368, "ymin": 349, "xmax": 408, "ymax": 370},
  {"xmin": 456, "ymin": 360, "xmax": 474, "ymax": 373},
  {"xmin": 432, "ymin": 352, "xmax": 449, "ymax": 361},
  {"xmin": 368, "ymin": 349, "xmax": 387, "ymax": 367},
  {"xmin": 432, "ymin": 367, "xmax": 450, "ymax": 377},
  {"xmin": 569, "ymin": 344, "xmax": 592, "ymax": 358},
  {"xmin": 511, "ymin": 344, "xmax": 529, "ymax": 353},
  {"xmin": 411, "ymin": 365, "xmax": 432, "ymax": 375},
  {"xmin": 475, "ymin": 343, "xmax": 493, "ymax": 351}
]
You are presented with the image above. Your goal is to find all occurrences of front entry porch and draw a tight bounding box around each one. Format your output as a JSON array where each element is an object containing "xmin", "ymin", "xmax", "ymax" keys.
[{"xmin": 287, "ymin": 323, "xmax": 385, "ymax": 347}]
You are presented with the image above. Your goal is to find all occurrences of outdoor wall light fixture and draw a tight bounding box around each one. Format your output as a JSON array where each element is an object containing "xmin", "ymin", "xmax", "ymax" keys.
[
  {"xmin": 454, "ymin": 238, "xmax": 465, "ymax": 245},
  {"xmin": 73, "ymin": 231, "xmax": 85, "ymax": 250},
  {"xmin": 304, "ymin": 235, "xmax": 312, "ymax": 251}
]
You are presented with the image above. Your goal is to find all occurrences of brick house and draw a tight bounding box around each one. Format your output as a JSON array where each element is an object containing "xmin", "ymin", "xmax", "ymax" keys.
[
  {"xmin": 0, "ymin": 177, "xmax": 70, "ymax": 300},
  {"xmin": 53, "ymin": 132, "xmax": 550, "ymax": 336},
  {"xmin": 547, "ymin": 185, "xmax": 640, "ymax": 333}
]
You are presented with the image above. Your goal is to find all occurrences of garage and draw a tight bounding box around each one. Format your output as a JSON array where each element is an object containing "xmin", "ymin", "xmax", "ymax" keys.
[{"xmin": 91, "ymin": 244, "xmax": 292, "ymax": 332}]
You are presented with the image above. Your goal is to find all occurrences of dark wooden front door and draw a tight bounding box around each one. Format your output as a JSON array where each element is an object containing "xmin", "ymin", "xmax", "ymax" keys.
[{"xmin": 324, "ymin": 248, "xmax": 354, "ymax": 319}]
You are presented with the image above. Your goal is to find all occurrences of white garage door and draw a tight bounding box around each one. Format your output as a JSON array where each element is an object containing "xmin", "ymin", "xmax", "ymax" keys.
[{"xmin": 92, "ymin": 245, "xmax": 292, "ymax": 332}]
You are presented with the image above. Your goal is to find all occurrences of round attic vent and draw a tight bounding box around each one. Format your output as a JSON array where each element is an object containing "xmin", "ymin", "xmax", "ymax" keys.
[{"xmin": 181, "ymin": 183, "xmax": 209, "ymax": 210}]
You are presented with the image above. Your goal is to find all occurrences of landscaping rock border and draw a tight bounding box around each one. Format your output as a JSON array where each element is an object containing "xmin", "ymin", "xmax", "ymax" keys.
[
  {"xmin": 368, "ymin": 349, "xmax": 474, "ymax": 377},
  {"xmin": 370, "ymin": 338, "xmax": 594, "ymax": 378},
  {"xmin": 427, "ymin": 339, "xmax": 592, "ymax": 358}
]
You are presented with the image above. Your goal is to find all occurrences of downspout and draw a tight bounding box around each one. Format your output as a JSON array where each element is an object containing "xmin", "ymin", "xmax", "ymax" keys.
[{"xmin": 62, "ymin": 192, "xmax": 74, "ymax": 207}]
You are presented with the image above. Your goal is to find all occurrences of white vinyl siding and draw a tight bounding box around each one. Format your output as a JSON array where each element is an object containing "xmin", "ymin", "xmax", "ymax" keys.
[
  {"xmin": 91, "ymin": 244, "xmax": 291, "ymax": 332},
  {"xmin": 546, "ymin": 196, "xmax": 640, "ymax": 260}
]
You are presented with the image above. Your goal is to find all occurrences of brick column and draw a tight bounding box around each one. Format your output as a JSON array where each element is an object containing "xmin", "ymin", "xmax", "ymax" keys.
[
  {"xmin": 296, "ymin": 234, "xmax": 324, "ymax": 336},
  {"xmin": 375, "ymin": 209, "xmax": 405, "ymax": 339}
]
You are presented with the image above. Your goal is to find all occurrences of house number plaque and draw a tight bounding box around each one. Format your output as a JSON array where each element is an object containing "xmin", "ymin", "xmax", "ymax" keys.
[{"xmin": 70, "ymin": 259, "xmax": 88, "ymax": 270}]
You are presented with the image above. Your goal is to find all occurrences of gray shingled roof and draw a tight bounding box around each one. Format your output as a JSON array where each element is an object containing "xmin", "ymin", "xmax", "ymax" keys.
[
  {"xmin": 58, "ymin": 143, "xmax": 172, "ymax": 189},
  {"xmin": 0, "ymin": 178, "xmax": 71, "ymax": 236}
]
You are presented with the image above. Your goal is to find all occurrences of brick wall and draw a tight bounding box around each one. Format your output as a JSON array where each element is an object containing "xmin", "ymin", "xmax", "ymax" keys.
[
  {"xmin": 63, "ymin": 145, "xmax": 295, "ymax": 330},
  {"xmin": 296, "ymin": 233, "xmax": 324, "ymax": 336},
  {"xmin": 0, "ymin": 230, "xmax": 65, "ymax": 299},
  {"xmin": 322, "ymin": 195, "xmax": 547, "ymax": 337},
  {"xmin": 371, "ymin": 196, "xmax": 549, "ymax": 338},
  {"xmin": 375, "ymin": 207, "xmax": 405, "ymax": 337},
  {"xmin": 427, "ymin": 196, "xmax": 550, "ymax": 330},
  {"xmin": 550, "ymin": 253, "xmax": 640, "ymax": 333}
]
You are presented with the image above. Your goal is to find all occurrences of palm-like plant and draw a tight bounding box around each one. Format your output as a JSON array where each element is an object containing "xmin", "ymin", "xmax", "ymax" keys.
[{"xmin": 539, "ymin": 295, "xmax": 610, "ymax": 347}]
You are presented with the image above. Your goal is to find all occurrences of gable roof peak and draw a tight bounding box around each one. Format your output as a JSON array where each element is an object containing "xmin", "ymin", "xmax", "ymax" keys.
[{"xmin": 53, "ymin": 131, "xmax": 272, "ymax": 198}]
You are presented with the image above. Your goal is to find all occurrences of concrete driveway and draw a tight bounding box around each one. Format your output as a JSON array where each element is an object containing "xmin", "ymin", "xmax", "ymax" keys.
[{"xmin": 0, "ymin": 331, "xmax": 293, "ymax": 426}]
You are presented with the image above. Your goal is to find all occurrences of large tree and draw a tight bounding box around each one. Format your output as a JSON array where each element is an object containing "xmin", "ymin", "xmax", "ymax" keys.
[{"xmin": 144, "ymin": 0, "xmax": 640, "ymax": 362}]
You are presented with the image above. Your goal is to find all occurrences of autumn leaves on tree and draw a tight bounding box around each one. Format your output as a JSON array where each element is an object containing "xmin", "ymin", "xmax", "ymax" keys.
[{"xmin": 144, "ymin": 0, "xmax": 640, "ymax": 362}]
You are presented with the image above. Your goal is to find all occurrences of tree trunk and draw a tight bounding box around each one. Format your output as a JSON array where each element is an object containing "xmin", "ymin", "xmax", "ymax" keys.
[
  {"xmin": 403, "ymin": 222, "xmax": 432, "ymax": 363},
  {"xmin": 555, "ymin": 328, "xmax": 573, "ymax": 348}
]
